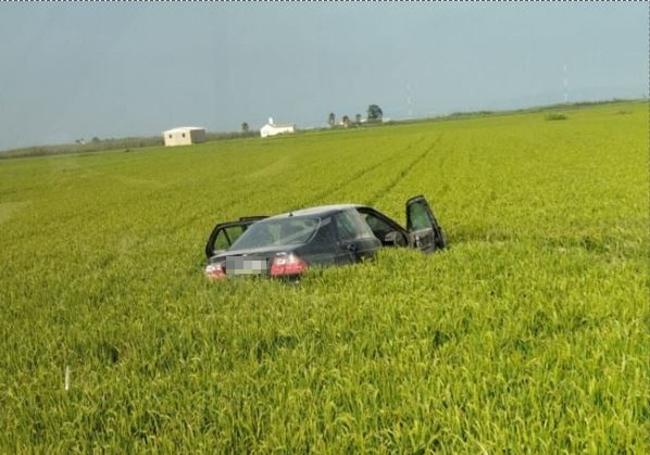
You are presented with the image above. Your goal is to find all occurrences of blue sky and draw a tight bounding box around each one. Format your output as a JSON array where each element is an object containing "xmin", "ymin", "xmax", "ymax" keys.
[{"xmin": 0, "ymin": 3, "xmax": 647, "ymax": 150}]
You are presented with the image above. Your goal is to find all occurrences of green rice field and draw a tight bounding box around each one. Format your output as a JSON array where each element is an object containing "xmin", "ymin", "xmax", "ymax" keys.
[{"xmin": 0, "ymin": 101, "xmax": 647, "ymax": 452}]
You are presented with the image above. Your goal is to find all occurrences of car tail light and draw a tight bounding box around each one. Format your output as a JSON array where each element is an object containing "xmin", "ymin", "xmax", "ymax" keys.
[
  {"xmin": 205, "ymin": 261, "xmax": 226, "ymax": 280},
  {"xmin": 270, "ymin": 253, "xmax": 308, "ymax": 277}
]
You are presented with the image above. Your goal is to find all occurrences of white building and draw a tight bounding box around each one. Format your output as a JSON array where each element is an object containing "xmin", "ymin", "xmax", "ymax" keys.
[
  {"xmin": 163, "ymin": 126, "xmax": 206, "ymax": 147},
  {"xmin": 260, "ymin": 118, "xmax": 295, "ymax": 138}
]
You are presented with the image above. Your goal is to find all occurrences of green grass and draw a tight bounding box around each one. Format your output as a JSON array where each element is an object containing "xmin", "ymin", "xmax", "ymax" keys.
[{"xmin": 0, "ymin": 101, "xmax": 648, "ymax": 453}]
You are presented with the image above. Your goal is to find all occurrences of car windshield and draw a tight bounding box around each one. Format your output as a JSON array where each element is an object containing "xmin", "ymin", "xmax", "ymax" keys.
[{"xmin": 229, "ymin": 217, "xmax": 320, "ymax": 250}]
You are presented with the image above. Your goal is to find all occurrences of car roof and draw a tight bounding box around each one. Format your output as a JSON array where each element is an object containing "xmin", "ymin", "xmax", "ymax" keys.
[{"xmin": 265, "ymin": 203, "xmax": 366, "ymax": 220}]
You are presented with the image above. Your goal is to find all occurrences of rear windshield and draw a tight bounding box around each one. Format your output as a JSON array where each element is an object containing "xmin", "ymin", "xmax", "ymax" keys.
[{"xmin": 230, "ymin": 217, "xmax": 320, "ymax": 250}]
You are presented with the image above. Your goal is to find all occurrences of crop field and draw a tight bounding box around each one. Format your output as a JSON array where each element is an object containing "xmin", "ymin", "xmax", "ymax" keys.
[{"xmin": 0, "ymin": 101, "xmax": 648, "ymax": 452}]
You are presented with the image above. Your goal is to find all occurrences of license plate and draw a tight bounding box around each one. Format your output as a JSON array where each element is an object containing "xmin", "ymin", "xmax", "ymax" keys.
[{"xmin": 226, "ymin": 257, "xmax": 267, "ymax": 276}]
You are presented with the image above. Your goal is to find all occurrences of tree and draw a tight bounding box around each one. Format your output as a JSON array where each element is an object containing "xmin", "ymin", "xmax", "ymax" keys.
[
  {"xmin": 342, "ymin": 115, "xmax": 351, "ymax": 128},
  {"xmin": 367, "ymin": 104, "xmax": 383, "ymax": 122},
  {"xmin": 241, "ymin": 122, "xmax": 249, "ymax": 133},
  {"xmin": 355, "ymin": 113, "xmax": 362, "ymax": 124},
  {"xmin": 91, "ymin": 136, "xmax": 101, "ymax": 143},
  {"xmin": 328, "ymin": 112, "xmax": 336, "ymax": 127}
]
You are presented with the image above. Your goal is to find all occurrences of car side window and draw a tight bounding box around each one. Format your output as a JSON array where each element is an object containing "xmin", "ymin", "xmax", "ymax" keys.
[
  {"xmin": 408, "ymin": 201, "xmax": 432, "ymax": 231},
  {"xmin": 334, "ymin": 209, "xmax": 374, "ymax": 241},
  {"xmin": 214, "ymin": 225, "xmax": 245, "ymax": 250},
  {"xmin": 363, "ymin": 212, "xmax": 395, "ymax": 239}
]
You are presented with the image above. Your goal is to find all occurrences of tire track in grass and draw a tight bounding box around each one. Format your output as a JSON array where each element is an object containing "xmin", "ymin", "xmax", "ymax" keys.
[
  {"xmin": 171, "ymin": 140, "xmax": 424, "ymax": 251},
  {"xmin": 158, "ymin": 136, "xmax": 428, "ymax": 269},
  {"xmin": 364, "ymin": 135, "xmax": 442, "ymax": 206},
  {"xmin": 121, "ymin": 138, "xmax": 429, "ymax": 276},
  {"xmin": 303, "ymin": 136, "xmax": 425, "ymax": 206}
]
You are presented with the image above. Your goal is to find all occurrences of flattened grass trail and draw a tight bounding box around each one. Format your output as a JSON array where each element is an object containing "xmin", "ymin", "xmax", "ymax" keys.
[{"xmin": 0, "ymin": 102, "xmax": 648, "ymax": 452}]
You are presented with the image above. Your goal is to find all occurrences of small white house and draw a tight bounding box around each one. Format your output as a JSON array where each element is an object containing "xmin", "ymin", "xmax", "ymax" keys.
[
  {"xmin": 163, "ymin": 126, "xmax": 206, "ymax": 147},
  {"xmin": 260, "ymin": 118, "xmax": 295, "ymax": 138}
]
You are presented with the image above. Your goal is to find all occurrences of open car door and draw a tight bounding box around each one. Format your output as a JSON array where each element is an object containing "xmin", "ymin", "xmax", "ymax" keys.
[
  {"xmin": 205, "ymin": 216, "xmax": 267, "ymax": 259},
  {"xmin": 406, "ymin": 195, "xmax": 446, "ymax": 253}
]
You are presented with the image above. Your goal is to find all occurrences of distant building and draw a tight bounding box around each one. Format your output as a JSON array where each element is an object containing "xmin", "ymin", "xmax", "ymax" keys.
[
  {"xmin": 260, "ymin": 118, "xmax": 295, "ymax": 138},
  {"xmin": 163, "ymin": 126, "xmax": 206, "ymax": 147}
]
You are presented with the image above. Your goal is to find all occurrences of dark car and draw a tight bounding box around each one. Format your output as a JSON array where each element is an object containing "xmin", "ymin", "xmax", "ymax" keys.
[{"xmin": 204, "ymin": 195, "xmax": 445, "ymax": 280}]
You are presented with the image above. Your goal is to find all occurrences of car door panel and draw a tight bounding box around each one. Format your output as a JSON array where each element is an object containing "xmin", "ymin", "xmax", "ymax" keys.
[
  {"xmin": 298, "ymin": 216, "xmax": 339, "ymax": 266},
  {"xmin": 205, "ymin": 218, "xmax": 264, "ymax": 259},
  {"xmin": 406, "ymin": 195, "xmax": 446, "ymax": 253},
  {"xmin": 334, "ymin": 209, "xmax": 381, "ymax": 264}
]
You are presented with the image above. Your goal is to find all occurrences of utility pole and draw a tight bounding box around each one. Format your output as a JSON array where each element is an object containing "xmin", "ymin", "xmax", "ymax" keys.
[
  {"xmin": 563, "ymin": 64, "xmax": 569, "ymax": 104},
  {"xmin": 406, "ymin": 83, "xmax": 414, "ymax": 118}
]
